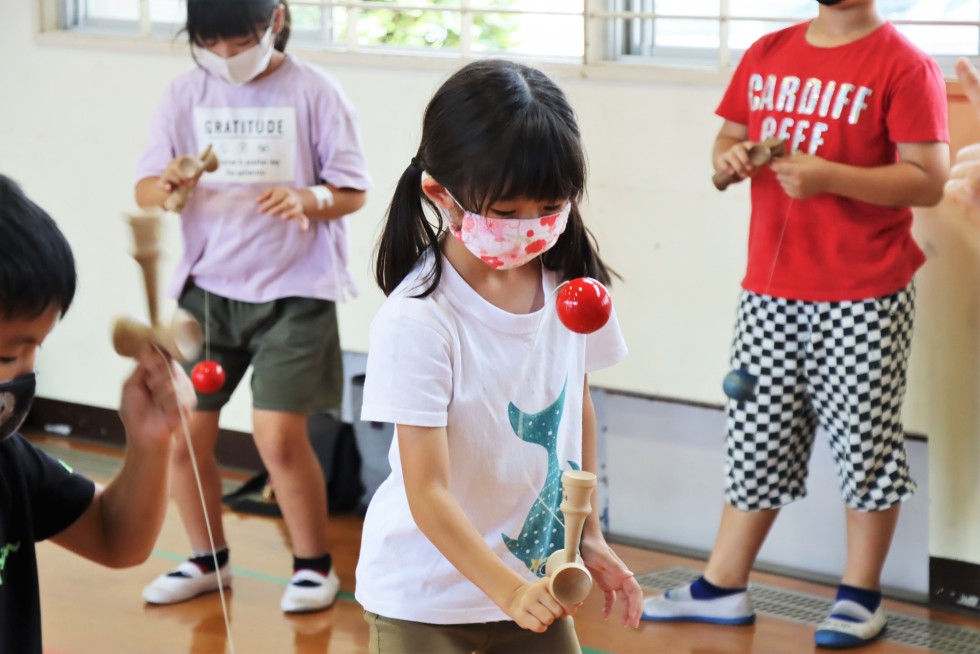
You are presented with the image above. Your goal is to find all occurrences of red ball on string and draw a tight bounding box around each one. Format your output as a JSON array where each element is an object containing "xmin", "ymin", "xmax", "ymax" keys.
[
  {"xmin": 556, "ymin": 277, "xmax": 612, "ymax": 334},
  {"xmin": 191, "ymin": 360, "xmax": 226, "ymax": 394}
]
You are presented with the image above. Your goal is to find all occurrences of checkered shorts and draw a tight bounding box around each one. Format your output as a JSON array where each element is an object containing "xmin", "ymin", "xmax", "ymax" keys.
[{"xmin": 725, "ymin": 284, "xmax": 917, "ymax": 512}]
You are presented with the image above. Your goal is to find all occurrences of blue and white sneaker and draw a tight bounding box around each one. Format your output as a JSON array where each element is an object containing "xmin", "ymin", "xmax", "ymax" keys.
[
  {"xmin": 641, "ymin": 583, "xmax": 756, "ymax": 625},
  {"xmin": 815, "ymin": 600, "xmax": 887, "ymax": 649}
]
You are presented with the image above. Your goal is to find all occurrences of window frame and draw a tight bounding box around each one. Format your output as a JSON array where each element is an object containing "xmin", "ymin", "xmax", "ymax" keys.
[{"xmin": 35, "ymin": 0, "xmax": 976, "ymax": 83}]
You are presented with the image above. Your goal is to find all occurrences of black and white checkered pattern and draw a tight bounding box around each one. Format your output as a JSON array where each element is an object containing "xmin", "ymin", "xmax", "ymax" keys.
[{"xmin": 725, "ymin": 284, "xmax": 917, "ymax": 511}]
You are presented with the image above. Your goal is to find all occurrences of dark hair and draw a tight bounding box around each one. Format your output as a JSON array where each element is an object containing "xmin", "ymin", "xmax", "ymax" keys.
[
  {"xmin": 186, "ymin": 0, "xmax": 291, "ymax": 53},
  {"xmin": 375, "ymin": 59, "xmax": 614, "ymax": 297},
  {"xmin": 0, "ymin": 176, "xmax": 76, "ymax": 320}
]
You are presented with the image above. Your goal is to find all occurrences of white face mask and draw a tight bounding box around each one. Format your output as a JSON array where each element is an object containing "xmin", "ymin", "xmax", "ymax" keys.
[{"xmin": 195, "ymin": 24, "xmax": 275, "ymax": 85}]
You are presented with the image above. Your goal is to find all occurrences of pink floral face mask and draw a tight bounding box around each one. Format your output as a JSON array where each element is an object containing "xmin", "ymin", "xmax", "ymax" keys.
[{"xmin": 442, "ymin": 192, "xmax": 571, "ymax": 270}]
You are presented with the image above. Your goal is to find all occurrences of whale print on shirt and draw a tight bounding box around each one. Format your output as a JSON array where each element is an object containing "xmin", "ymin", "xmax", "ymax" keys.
[{"xmin": 502, "ymin": 379, "xmax": 580, "ymax": 576}]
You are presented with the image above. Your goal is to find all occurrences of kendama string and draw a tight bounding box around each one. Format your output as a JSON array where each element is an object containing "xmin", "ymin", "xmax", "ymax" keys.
[
  {"xmin": 512, "ymin": 280, "xmax": 574, "ymax": 531},
  {"xmin": 152, "ymin": 347, "xmax": 235, "ymax": 653}
]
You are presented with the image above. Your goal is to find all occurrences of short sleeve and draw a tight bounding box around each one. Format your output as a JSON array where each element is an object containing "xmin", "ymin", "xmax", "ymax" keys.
[
  {"xmin": 716, "ymin": 46, "xmax": 757, "ymax": 126},
  {"xmin": 314, "ymin": 82, "xmax": 373, "ymax": 191},
  {"xmin": 886, "ymin": 58, "xmax": 949, "ymax": 145},
  {"xmin": 134, "ymin": 82, "xmax": 179, "ymax": 183},
  {"xmin": 361, "ymin": 302, "xmax": 453, "ymax": 427},
  {"xmin": 14, "ymin": 437, "xmax": 95, "ymax": 541},
  {"xmin": 585, "ymin": 308, "xmax": 628, "ymax": 374}
]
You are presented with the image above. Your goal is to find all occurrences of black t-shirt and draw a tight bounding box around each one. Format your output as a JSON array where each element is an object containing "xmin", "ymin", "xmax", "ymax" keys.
[{"xmin": 0, "ymin": 434, "xmax": 95, "ymax": 653}]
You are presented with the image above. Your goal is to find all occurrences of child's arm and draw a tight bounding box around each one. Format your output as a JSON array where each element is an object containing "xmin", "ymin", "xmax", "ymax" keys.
[
  {"xmin": 134, "ymin": 157, "xmax": 201, "ymax": 210},
  {"xmin": 578, "ymin": 379, "xmax": 644, "ymax": 628},
  {"xmin": 256, "ymin": 184, "xmax": 367, "ymax": 231},
  {"xmin": 49, "ymin": 347, "xmax": 194, "ymax": 567},
  {"xmin": 398, "ymin": 422, "xmax": 567, "ymax": 633},
  {"xmin": 771, "ymin": 142, "xmax": 949, "ymax": 207}
]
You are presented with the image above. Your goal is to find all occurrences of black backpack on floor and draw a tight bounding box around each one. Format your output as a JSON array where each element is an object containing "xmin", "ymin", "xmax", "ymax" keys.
[{"xmin": 222, "ymin": 412, "xmax": 364, "ymax": 516}]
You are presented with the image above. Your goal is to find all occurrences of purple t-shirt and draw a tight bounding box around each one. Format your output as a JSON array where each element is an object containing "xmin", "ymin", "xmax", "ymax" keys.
[{"xmin": 136, "ymin": 56, "xmax": 372, "ymax": 303}]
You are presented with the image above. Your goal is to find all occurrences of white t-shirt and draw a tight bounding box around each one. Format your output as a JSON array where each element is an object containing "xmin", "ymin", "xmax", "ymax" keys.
[{"xmin": 355, "ymin": 251, "xmax": 628, "ymax": 624}]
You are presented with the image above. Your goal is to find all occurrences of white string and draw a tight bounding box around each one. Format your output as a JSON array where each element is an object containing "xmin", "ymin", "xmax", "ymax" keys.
[
  {"xmin": 153, "ymin": 345, "xmax": 236, "ymax": 654},
  {"xmin": 513, "ymin": 280, "xmax": 570, "ymax": 531},
  {"xmin": 204, "ymin": 289, "xmax": 211, "ymax": 362},
  {"xmin": 763, "ymin": 198, "xmax": 796, "ymax": 296}
]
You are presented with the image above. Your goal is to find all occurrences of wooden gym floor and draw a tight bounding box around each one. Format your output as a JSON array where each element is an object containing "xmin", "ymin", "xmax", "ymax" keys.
[{"xmin": 30, "ymin": 434, "xmax": 978, "ymax": 654}]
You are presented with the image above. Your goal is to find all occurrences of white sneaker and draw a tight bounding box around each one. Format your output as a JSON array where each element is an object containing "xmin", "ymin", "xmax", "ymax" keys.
[
  {"xmin": 280, "ymin": 568, "xmax": 340, "ymax": 613},
  {"xmin": 641, "ymin": 582, "xmax": 756, "ymax": 625},
  {"xmin": 815, "ymin": 600, "xmax": 887, "ymax": 649},
  {"xmin": 142, "ymin": 561, "xmax": 233, "ymax": 605}
]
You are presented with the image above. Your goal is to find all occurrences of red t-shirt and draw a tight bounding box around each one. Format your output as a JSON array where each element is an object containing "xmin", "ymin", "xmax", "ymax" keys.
[{"xmin": 716, "ymin": 21, "xmax": 949, "ymax": 301}]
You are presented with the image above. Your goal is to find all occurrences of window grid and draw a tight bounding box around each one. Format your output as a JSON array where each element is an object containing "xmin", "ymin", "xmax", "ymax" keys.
[{"xmin": 61, "ymin": 0, "xmax": 980, "ymax": 73}]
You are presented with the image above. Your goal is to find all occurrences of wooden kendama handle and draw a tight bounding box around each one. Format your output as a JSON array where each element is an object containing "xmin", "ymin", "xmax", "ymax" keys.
[
  {"xmin": 559, "ymin": 470, "xmax": 596, "ymax": 566},
  {"xmin": 126, "ymin": 210, "xmax": 162, "ymax": 327},
  {"xmin": 163, "ymin": 144, "xmax": 219, "ymax": 214},
  {"xmin": 544, "ymin": 470, "xmax": 597, "ymax": 608},
  {"xmin": 113, "ymin": 209, "xmax": 203, "ymax": 361},
  {"xmin": 712, "ymin": 138, "xmax": 788, "ymax": 191}
]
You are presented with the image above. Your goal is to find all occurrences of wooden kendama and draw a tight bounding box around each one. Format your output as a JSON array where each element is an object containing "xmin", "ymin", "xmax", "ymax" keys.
[
  {"xmin": 163, "ymin": 144, "xmax": 219, "ymax": 213},
  {"xmin": 712, "ymin": 137, "xmax": 788, "ymax": 191},
  {"xmin": 112, "ymin": 210, "xmax": 203, "ymax": 362},
  {"xmin": 545, "ymin": 470, "xmax": 598, "ymax": 608}
]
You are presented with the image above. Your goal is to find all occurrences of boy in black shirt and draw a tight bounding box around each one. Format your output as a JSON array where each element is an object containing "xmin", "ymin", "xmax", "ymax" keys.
[{"xmin": 0, "ymin": 174, "xmax": 194, "ymax": 653}]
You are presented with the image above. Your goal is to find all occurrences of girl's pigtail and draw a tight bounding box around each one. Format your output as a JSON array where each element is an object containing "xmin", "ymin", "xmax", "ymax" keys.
[{"xmin": 375, "ymin": 160, "xmax": 442, "ymax": 297}]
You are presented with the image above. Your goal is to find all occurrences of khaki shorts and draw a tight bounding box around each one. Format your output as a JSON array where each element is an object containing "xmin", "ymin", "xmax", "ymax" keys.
[
  {"xmin": 364, "ymin": 611, "xmax": 582, "ymax": 654},
  {"xmin": 179, "ymin": 283, "xmax": 343, "ymax": 413}
]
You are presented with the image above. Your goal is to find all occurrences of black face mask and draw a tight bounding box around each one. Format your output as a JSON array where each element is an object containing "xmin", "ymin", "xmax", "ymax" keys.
[
  {"xmin": 0, "ymin": 372, "xmax": 36, "ymax": 442},
  {"xmin": 817, "ymin": 0, "xmax": 846, "ymax": 5}
]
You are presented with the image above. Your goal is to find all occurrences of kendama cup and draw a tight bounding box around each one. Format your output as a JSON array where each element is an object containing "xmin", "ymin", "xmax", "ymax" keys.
[
  {"xmin": 544, "ymin": 470, "xmax": 598, "ymax": 608},
  {"xmin": 712, "ymin": 137, "xmax": 788, "ymax": 191},
  {"xmin": 163, "ymin": 144, "xmax": 219, "ymax": 213}
]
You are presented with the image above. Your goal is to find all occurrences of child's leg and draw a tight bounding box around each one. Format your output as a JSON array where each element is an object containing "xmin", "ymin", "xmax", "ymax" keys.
[
  {"xmin": 807, "ymin": 283, "xmax": 916, "ymax": 648},
  {"xmin": 252, "ymin": 409, "xmax": 329, "ymax": 558},
  {"xmin": 843, "ymin": 504, "xmax": 901, "ymax": 589},
  {"xmin": 703, "ymin": 504, "xmax": 779, "ymax": 588},
  {"xmin": 142, "ymin": 409, "xmax": 233, "ymax": 605},
  {"xmin": 143, "ymin": 285, "xmax": 251, "ymax": 605},
  {"xmin": 170, "ymin": 409, "xmax": 225, "ymax": 551},
  {"xmin": 644, "ymin": 291, "xmax": 817, "ymax": 624},
  {"xmin": 247, "ymin": 297, "xmax": 343, "ymax": 612}
]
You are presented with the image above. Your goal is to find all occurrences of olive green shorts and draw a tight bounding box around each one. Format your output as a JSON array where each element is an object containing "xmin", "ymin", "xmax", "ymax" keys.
[
  {"xmin": 178, "ymin": 283, "xmax": 343, "ymax": 413},
  {"xmin": 363, "ymin": 611, "xmax": 581, "ymax": 654}
]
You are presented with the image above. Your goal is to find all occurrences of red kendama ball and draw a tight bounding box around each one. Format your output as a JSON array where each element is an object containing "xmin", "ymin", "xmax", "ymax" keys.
[
  {"xmin": 556, "ymin": 277, "xmax": 612, "ymax": 334},
  {"xmin": 191, "ymin": 360, "xmax": 226, "ymax": 394}
]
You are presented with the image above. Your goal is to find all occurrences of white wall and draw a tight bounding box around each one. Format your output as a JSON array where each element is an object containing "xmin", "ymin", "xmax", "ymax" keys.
[{"xmin": 0, "ymin": 3, "xmax": 976, "ymax": 570}]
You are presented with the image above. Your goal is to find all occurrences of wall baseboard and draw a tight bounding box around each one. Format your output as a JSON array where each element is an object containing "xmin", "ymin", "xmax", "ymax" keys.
[
  {"xmin": 930, "ymin": 556, "xmax": 980, "ymax": 615},
  {"xmin": 25, "ymin": 397, "xmax": 263, "ymax": 472}
]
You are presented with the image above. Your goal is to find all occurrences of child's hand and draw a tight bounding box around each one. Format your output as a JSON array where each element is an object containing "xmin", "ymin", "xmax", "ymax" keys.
[
  {"xmin": 947, "ymin": 58, "xmax": 980, "ymax": 209},
  {"xmin": 158, "ymin": 157, "xmax": 198, "ymax": 194},
  {"xmin": 257, "ymin": 187, "xmax": 311, "ymax": 231},
  {"xmin": 119, "ymin": 346, "xmax": 195, "ymax": 446},
  {"xmin": 716, "ymin": 140, "xmax": 758, "ymax": 180},
  {"xmin": 581, "ymin": 538, "xmax": 643, "ymax": 628},
  {"xmin": 503, "ymin": 578, "xmax": 568, "ymax": 633},
  {"xmin": 771, "ymin": 153, "xmax": 833, "ymax": 199}
]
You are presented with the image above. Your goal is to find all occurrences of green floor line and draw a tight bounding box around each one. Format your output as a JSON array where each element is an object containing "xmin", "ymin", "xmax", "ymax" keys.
[{"xmin": 151, "ymin": 549, "xmax": 613, "ymax": 653}]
